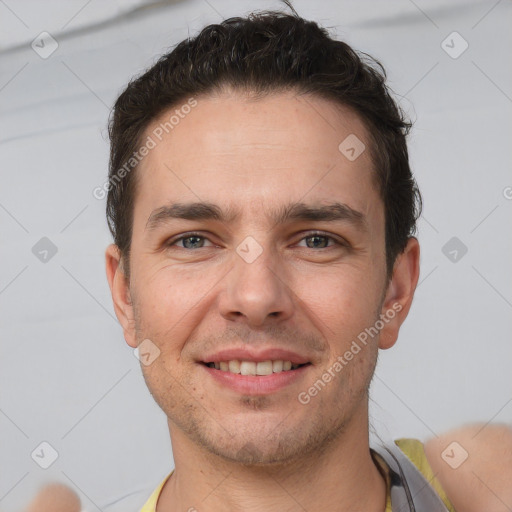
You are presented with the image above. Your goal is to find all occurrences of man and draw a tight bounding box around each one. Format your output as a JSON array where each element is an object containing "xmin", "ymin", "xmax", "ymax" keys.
[{"xmin": 104, "ymin": 4, "xmax": 511, "ymax": 512}]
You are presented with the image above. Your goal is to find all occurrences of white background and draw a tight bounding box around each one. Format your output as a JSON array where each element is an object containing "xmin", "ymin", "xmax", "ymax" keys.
[{"xmin": 1, "ymin": 0, "xmax": 511, "ymax": 510}]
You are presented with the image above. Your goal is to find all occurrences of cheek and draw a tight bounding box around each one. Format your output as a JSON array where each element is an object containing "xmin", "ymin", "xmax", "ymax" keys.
[
  {"xmin": 298, "ymin": 265, "xmax": 380, "ymax": 327},
  {"xmin": 131, "ymin": 264, "xmax": 222, "ymax": 352},
  {"xmin": 135, "ymin": 264, "xmax": 204, "ymax": 315},
  {"xmin": 293, "ymin": 265, "xmax": 384, "ymax": 380}
]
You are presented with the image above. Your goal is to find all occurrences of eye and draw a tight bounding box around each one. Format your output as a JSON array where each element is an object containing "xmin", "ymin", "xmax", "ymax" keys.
[
  {"xmin": 296, "ymin": 232, "xmax": 345, "ymax": 249},
  {"xmin": 166, "ymin": 231, "xmax": 347, "ymax": 251},
  {"xmin": 168, "ymin": 233, "xmax": 214, "ymax": 249}
]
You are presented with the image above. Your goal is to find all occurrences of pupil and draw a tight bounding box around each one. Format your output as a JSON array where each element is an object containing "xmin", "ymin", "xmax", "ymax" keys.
[
  {"xmin": 307, "ymin": 235, "xmax": 327, "ymax": 248},
  {"xmin": 184, "ymin": 236, "xmax": 202, "ymax": 249}
]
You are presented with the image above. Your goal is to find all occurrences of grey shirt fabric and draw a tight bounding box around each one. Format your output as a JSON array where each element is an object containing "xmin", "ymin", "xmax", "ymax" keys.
[{"xmin": 373, "ymin": 442, "xmax": 450, "ymax": 512}]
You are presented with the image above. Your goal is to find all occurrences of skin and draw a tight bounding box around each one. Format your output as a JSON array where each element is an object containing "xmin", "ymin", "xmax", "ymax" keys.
[
  {"xmin": 425, "ymin": 424, "xmax": 512, "ymax": 512},
  {"xmin": 23, "ymin": 483, "xmax": 81, "ymax": 512},
  {"xmin": 13, "ymin": 426, "xmax": 511, "ymax": 511},
  {"xmin": 10, "ymin": 84, "xmax": 511, "ymax": 512},
  {"xmin": 106, "ymin": 88, "xmax": 421, "ymax": 511}
]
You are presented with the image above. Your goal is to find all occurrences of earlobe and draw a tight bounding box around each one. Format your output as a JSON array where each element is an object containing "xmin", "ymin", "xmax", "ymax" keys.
[
  {"xmin": 105, "ymin": 244, "xmax": 137, "ymax": 348},
  {"xmin": 378, "ymin": 237, "xmax": 420, "ymax": 350}
]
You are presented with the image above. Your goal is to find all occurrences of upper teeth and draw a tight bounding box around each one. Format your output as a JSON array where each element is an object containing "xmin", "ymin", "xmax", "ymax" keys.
[{"xmin": 208, "ymin": 360, "xmax": 300, "ymax": 375}]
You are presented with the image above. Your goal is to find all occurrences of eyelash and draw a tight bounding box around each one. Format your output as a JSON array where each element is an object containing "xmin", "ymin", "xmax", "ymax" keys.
[{"xmin": 167, "ymin": 231, "xmax": 347, "ymax": 250}]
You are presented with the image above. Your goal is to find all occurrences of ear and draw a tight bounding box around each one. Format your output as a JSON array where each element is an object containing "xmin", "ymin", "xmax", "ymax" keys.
[
  {"xmin": 378, "ymin": 237, "xmax": 420, "ymax": 350},
  {"xmin": 105, "ymin": 244, "xmax": 137, "ymax": 348}
]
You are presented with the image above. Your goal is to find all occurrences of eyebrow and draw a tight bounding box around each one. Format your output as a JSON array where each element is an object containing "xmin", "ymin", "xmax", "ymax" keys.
[{"xmin": 145, "ymin": 201, "xmax": 367, "ymax": 232}]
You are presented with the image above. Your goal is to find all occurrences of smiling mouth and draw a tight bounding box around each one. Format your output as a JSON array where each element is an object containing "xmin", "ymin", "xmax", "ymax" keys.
[{"xmin": 202, "ymin": 360, "xmax": 311, "ymax": 376}]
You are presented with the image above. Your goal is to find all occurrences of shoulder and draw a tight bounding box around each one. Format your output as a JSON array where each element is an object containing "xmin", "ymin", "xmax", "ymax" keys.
[{"xmin": 423, "ymin": 423, "xmax": 512, "ymax": 512}]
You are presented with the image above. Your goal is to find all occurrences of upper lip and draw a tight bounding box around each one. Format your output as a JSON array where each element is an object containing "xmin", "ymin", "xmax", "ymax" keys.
[{"xmin": 200, "ymin": 347, "xmax": 311, "ymax": 365}]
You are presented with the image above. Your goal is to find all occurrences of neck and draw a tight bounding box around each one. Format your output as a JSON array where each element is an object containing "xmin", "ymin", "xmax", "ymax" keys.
[{"xmin": 157, "ymin": 413, "xmax": 387, "ymax": 512}]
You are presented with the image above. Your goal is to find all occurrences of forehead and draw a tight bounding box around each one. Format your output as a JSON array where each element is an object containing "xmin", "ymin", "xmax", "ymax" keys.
[{"xmin": 134, "ymin": 90, "xmax": 381, "ymax": 228}]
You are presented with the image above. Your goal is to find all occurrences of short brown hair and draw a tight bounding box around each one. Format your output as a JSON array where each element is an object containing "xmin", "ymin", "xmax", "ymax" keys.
[{"xmin": 107, "ymin": 5, "xmax": 421, "ymax": 279}]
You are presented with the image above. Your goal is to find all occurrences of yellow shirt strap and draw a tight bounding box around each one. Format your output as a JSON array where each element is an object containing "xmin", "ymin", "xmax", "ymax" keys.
[
  {"xmin": 142, "ymin": 462, "xmax": 394, "ymax": 512},
  {"xmin": 139, "ymin": 472, "xmax": 173, "ymax": 512},
  {"xmin": 141, "ymin": 439, "xmax": 455, "ymax": 512}
]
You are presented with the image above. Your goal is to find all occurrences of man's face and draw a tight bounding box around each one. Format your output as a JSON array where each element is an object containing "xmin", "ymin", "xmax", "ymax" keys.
[{"xmin": 113, "ymin": 90, "xmax": 398, "ymax": 464}]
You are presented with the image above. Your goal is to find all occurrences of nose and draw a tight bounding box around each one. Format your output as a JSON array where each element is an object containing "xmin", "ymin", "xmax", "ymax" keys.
[{"xmin": 218, "ymin": 241, "xmax": 295, "ymax": 328}]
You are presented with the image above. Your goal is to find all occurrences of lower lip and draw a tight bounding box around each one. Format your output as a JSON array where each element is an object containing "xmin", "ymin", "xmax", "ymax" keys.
[{"xmin": 201, "ymin": 364, "xmax": 310, "ymax": 395}]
